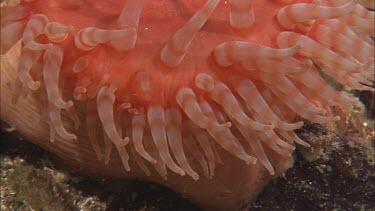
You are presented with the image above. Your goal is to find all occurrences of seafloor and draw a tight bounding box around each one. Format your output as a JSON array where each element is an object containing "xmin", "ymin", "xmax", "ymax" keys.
[{"xmin": 1, "ymin": 91, "xmax": 374, "ymax": 211}]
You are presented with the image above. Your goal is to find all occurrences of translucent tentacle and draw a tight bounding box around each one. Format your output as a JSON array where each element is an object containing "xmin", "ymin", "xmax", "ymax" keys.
[
  {"xmin": 147, "ymin": 106, "xmax": 185, "ymax": 176},
  {"xmin": 165, "ymin": 108, "xmax": 199, "ymax": 180},
  {"xmin": 213, "ymin": 41, "xmax": 299, "ymax": 67}
]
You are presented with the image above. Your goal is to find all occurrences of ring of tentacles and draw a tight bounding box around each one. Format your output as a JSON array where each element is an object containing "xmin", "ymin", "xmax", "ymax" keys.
[{"xmin": 1, "ymin": 0, "xmax": 374, "ymax": 180}]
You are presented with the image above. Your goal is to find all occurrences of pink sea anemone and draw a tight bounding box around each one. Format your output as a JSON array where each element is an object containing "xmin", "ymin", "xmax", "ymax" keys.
[{"xmin": 1, "ymin": 0, "xmax": 374, "ymax": 209}]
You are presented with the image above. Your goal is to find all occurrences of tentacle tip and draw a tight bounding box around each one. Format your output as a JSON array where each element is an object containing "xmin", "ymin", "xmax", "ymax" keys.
[
  {"xmin": 286, "ymin": 152, "xmax": 292, "ymax": 157},
  {"xmin": 213, "ymin": 122, "xmax": 232, "ymax": 131},
  {"xmin": 150, "ymin": 158, "xmax": 157, "ymax": 164},
  {"xmin": 192, "ymin": 173, "xmax": 199, "ymax": 180},
  {"xmin": 66, "ymin": 101, "xmax": 74, "ymax": 108},
  {"xmin": 301, "ymin": 143, "xmax": 311, "ymax": 147},
  {"xmin": 246, "ymin": 157, "xmax": 257, "ymax": 165},
  {"xmin": 224, "ymin": 122, "xmax": 232, "ymax": 128},
  {"xmin": 306, "ymin": 59, "xmax": 313, "ymax": 65},
  {"xmin": 57, "ymin": 100, "xmax": 75, "ymax": 110},
  {"xmin": 269, "ymin": 169, "xmax": 275, "ymax": 176},
  {"xmin": 68, "ymin": 134, "xmax": 78, "ymax": 141},
  {"xmin": 178, "ymin": 169, "xmax": 186, "ymax": 176},
  {"xmin": 29, "ymin": 81, "xmax": 41, "ymax": 90},
  {"xmin": 118, "ymin": 137, "xmax": 130, "ymax": 146},
  {"xmin": 296, "ymin": 121, "xmax": 304, "ymax": 128},
  {"xmin": 300, "ymin": 60, "xmax": 314, "ymax": 72}
]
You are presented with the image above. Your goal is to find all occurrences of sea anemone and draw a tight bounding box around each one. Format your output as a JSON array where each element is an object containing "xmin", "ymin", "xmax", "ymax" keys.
[{"xmin": 1, "ymin": 0, "xmax": 374, "ymax": 209}]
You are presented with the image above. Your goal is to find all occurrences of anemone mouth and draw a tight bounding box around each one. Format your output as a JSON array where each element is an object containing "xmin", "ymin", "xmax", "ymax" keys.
[{"xmin": 1, "ymin": 0, "xmax": 374, "ymax": 180}]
